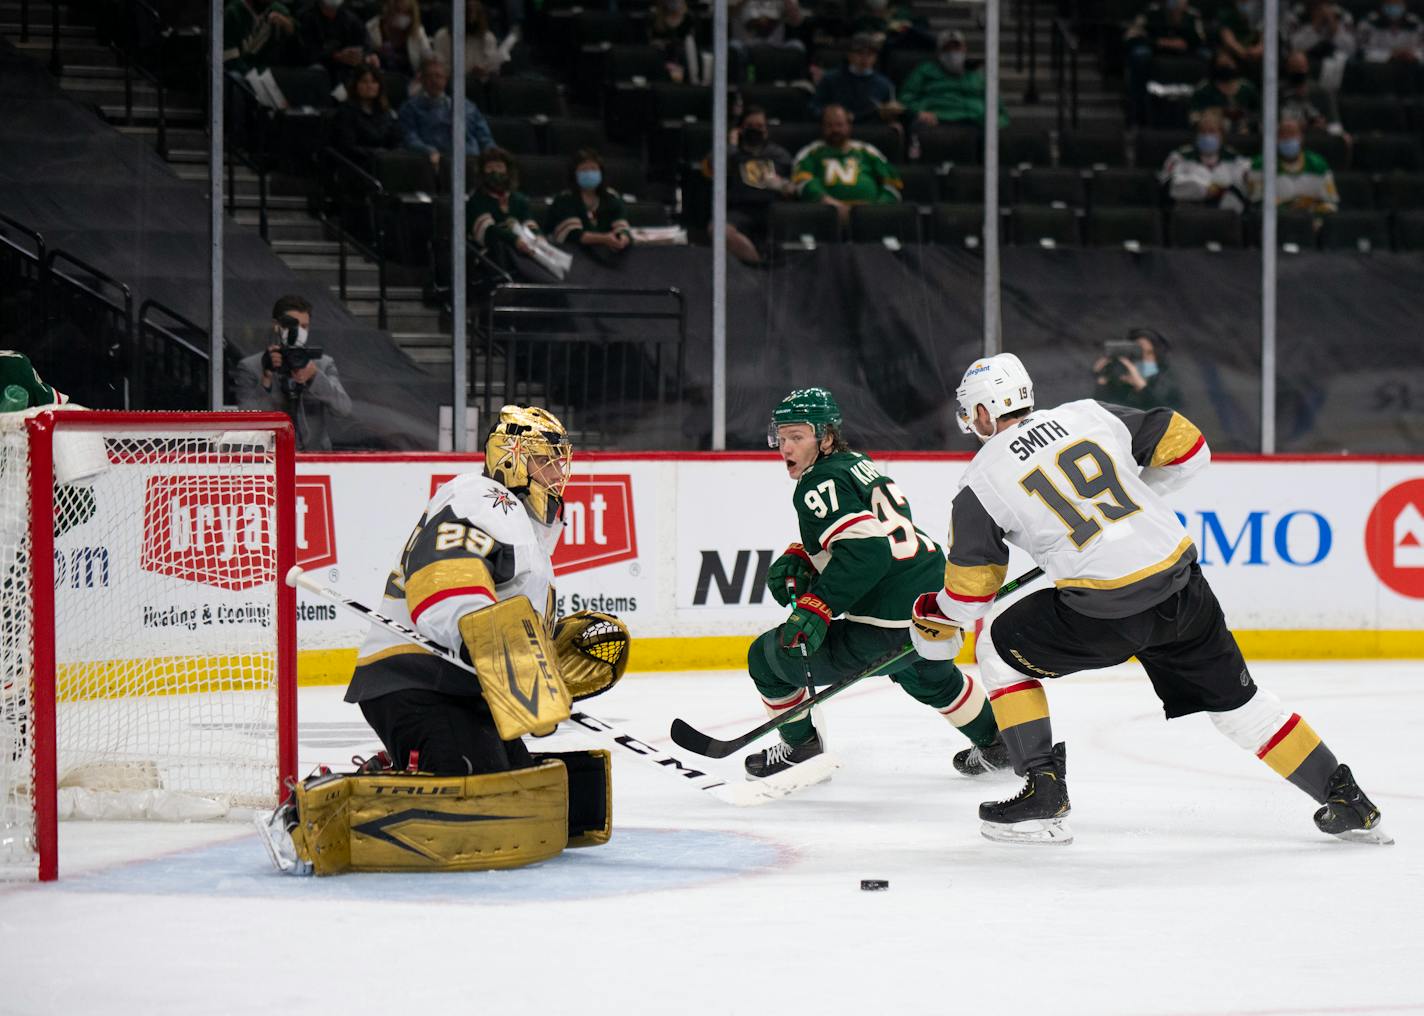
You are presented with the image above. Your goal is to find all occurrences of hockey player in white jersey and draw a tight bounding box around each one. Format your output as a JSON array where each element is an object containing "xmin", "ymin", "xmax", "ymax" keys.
[{"xmin": 909, "ymin": 353, "xmax": 1390, "ymax": 846}]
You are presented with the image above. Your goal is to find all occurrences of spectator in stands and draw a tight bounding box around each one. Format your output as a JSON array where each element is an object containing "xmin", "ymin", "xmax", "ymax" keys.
[
  {"xmin": 399, "ymin": 56, "xmax": 496, "ymax": 167},
  {"xmin": 1211, "ymin": 0, "xmax": 1265, "ymax": 69},
  {"xmin": 222, "ymin": 0, "xmax": 299, "ymax": 71},
  {"xmin": 650, "ymin": 0, "xmax": 702, "ymax": 83},
  {"xmin": 1092, "ymin": 328, "xmax": 1182, "ymax": 411},
  {"xmin": 849, "ymin": 0, "xmax": 935, "ymax": 57},
  {"xmin": 1289, "ymin": 0, "xmax": 1357, "ymax": 62},
  {"xmin": 1280, "ymin": 49, "xmax": 1338, "ymax": 131},
  {"xmin": 299, "ymin": 0, "xmax": 376, "ymax": 80},
  {"xmin": 548, "ymin": 150, "xmax": 634, "ymax": 253},
  {"xmin": 794, "ymin": 103, "xmax": 901, "ymax": 226},
  {"xmin": 333, "ymin": 66, "xmax": 404, "ymax": 165},
  {"xmin": 1160, "ymin": 109, "xmax": 1250, "ymax": 211},
  {"xmin": 730, "ymin": 0, "xmax": 807, "ymax": 55},
  {"xmin": 468, "ymin": 147, "xmax": 541, "ymax": 262},
  {"xmin": 1358, "ymin": 0, "xmax": 1424, "ymax": 61},
  {"xmin": 1248, "ymin": 117, "xmax": 1340, "ymax": 214},
  {"xmin": 900, "ymin": 29, "xmax": 1009, "ymax": 128},
  {"xmin": 367, "ymin": 0, "xmax": 434, "ymax": 78},
  {"xmin": 234, "ymin": 295, "xmax": 351, "ymax": 452},
  {"xmin": 432, "ymin": 1, "xmax": 507, "ymax": 84},
  {"xmin": 1124, "ymin": 0, "xmax": 1210, "ymax": 125},
  {"xmin": 809, "ymin": 33, "xmax": 896, "ymax": 122},
  {"xmin": 704, "ymin": 106, "xmax": 796, "ymax": 264},
  {"xmin": 1189, "ymin": 51, "xmax": 1259, "ymax": 133}
]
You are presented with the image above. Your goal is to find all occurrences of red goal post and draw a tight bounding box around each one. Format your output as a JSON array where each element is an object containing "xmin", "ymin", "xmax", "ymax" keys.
[{"xmin": 2, "ymin": 410, "xmax": 297, "ymax": 881}]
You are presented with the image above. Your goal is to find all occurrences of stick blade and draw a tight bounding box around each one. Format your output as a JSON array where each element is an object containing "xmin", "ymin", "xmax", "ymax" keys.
[{"xmin": 669, "ymin": 718, "xmax": 741, "ymax": 759}]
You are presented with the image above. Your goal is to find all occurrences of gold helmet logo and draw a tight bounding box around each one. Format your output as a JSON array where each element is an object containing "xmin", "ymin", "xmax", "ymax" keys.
[{"xmin": 484, "ymin": 405, "xmax": 573, "ymax": 525}]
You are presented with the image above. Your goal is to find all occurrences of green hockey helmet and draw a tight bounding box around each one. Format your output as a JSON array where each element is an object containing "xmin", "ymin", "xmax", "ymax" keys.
[{"xmin": 767, "ymin": 387, "xmax": 843, "ymax": 448}]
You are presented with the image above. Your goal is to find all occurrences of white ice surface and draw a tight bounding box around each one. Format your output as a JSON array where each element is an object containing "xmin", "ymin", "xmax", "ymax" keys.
[{"xmin": 3, "ymin": 662, "xmax": 1422, "ymax": 1016}]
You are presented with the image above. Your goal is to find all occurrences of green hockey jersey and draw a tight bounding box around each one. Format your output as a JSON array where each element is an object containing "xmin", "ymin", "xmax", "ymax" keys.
[
  {"xmin": 792, "ymin": 140, "xmax": 902, "ymax": 204},
  {"xmin": 792, "ymin": 451, "xmax": 942, "ymax": 626},
  {"xmin": 0, "ymin": 351, "xmax": 66, "ymax": 410}
]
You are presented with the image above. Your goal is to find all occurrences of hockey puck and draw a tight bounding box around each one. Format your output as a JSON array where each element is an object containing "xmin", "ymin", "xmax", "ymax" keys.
[{"xmin": 860, "ymin": 879, "xmax": 889, "ymax": 891}]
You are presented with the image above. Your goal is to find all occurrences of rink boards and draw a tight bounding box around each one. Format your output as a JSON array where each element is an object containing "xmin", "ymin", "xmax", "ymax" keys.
[{"xmin": 284, "ymin": 451, "xmax": 1424, "ymax": 680}]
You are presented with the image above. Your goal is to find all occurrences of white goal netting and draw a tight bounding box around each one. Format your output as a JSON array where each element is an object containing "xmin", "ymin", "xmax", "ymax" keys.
[{"xmin": 1, "ymin": 410, "xmax": 291, "ymax": 879}]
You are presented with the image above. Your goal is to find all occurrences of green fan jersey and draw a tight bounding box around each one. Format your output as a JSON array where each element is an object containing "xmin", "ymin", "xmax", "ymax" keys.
[
  {"xmin": 793, "ymin": 451, "xmax": 943, "ymax": 626},
  {"xmin": 791, "ymin": 140, "xmax": 902, "ymax": 204}
]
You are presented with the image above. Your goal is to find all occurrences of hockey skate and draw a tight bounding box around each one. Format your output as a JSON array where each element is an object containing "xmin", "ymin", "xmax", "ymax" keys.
[
  {"xmin": 1314, "ymin": 763, "xmax": 1393, "ymax": 845},
  {"xmin": 740, "ymin": 732, "xmax": 839, "ymax": 803},
  {"xmin": 254, "ymin": 801, "xmax": 312, "ymax": 875},
  {"xmin": 954, "ymin": 735, "xmax": 1012, "ymax": 777},
  {"xmin": 979, "ymin": 742, "xmax": 1073, "ymax": 845}
]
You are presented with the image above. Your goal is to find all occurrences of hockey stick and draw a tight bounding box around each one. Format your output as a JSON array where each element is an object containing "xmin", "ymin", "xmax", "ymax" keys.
[
  {"xmin": 284, "ymin": 567, "xmax": 744, "ymax": 803},
  {"xmin": 669, "ymin": 565, "xmax": 1047, "ymax": 760}
]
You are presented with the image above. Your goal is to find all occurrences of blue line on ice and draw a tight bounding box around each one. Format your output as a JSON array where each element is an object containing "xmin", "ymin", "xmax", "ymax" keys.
[{"xmin": 51, "ymin": 828, "xmax": 784, "ymax": 902}]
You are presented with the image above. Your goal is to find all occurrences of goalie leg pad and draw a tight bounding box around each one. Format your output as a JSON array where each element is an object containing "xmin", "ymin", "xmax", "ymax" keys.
[
  {"xmin": 531, "ymin": 749, "xmax": 612, "ymax": 847},
  {"xmin": 459, "ymin": 595, "xmax": 572, "ymax": 739},
  {"xmin": 291, "ymin": 761, "xmax": 570, "ymax": 875}
]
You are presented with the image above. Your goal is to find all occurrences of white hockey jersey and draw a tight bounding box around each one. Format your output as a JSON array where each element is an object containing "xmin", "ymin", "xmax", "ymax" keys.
[
  {"xmin": 936, "ymin": 400, "xmax": 1210, "ymax": 622},
  {"xmin": 344, "ymin": 472, "xmax": 562, "ymax": 703}
]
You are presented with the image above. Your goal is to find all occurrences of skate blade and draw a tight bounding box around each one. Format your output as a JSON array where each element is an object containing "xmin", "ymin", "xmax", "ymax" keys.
[
  {"xmin": 980, "ymin": 817, "xmax": 1074, "ymax": 846},
  {"xmin": 253, "ymin": 813, "xmax": 312, "ymax": 874},
  {"xmin": 725, "ymin": 754, "xmax": 840, "ymax": 806},
  {"xmin": 1329, "ymin": 823, "xmax": 1395, "ymax": 846}
]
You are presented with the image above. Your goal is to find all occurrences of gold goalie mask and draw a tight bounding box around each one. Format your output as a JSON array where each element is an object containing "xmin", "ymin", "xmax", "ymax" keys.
[{"xmin": 484, "ymin": 405, "xmax": 573, "ymax": 526}]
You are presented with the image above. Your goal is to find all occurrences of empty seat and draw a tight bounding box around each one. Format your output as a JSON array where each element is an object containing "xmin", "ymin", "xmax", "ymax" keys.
[
  {"xmin": 574, "ymin": 10, "xmax": 637, "ymax": 45},
  {"xmin": 748, "ymin": 44, "xmax": 809, "ymax": 84},
  {"xmin": 544, "ymin": 118, "xmax": 609, "ymax": 156},
  {"xmin": 601, "ymin": 156, "xmax": 645, "ymax": 197},
  {"xmin": 1342, "ymin": 60, "xmax": 1412, "ymax": 95},
  {"xmin": 849, "ymin": 203, "xmax": 922, "ymax": 243},
  {"xmin": 1000, "ymin": 126, "xmax": 1052, "ymax": 168},
  {"xmin": 515, "ymin": 154, "xmax": 569, "ymax": 198},
  {"xmin": 1340, "ymin": 96, "xmax": 1409, "ymax": 133},
  {"xmin": 1059, "ymin": 128, "xmax": 1128, "ymax": 168},
  {"xmin": 1149, "ymin": 55, "xmax": 1208, "ymax": 86},
  {"xmin": 1134, "ymin": 130, "xmax": 1192, "ymax": 170},
  {"xmin": 679, "ymin": 121, "xmax": 714, "ymax": 163},
  {"xmin": 624, "ymin": 201, "xmax": 671, "ymax": 227},
  {"xmin": 1232, "ymin": 133, "xmax": 1263, "ymax": 158},
  {"xmin": 653, "ymin": 83, "xmax": 711, "ymax": 121},
  {"xmin": 897, "ymin": 164, "xmax": 939, "ymax": 204},
  {"xmin": 1305, "ymin": 131, "xmax": 1350, "ymax": 172},
  {"xmin": 1011, "ymin": 205, "xmax": 1079, "ymax": 246},
  {"xmin": 885, "ymin": 49, "xmax": 936, "ymax": 85},
  {"xmin": 1169, "ymin": 206, "xmax": 1244, "ymax": 248},
  {"xmin": 941, "ymin": 166, "xmax": 1012, "ymax": 204},
  {"xmin": 917, "ymin": 124, "xmax": 979, "ymax": 166},
  {"xmin": 1084, "ymin": 207, "xmax": 1164, "ymax": 247},
  {"xmin": 1352, "ymin": 133, "xmax": 1424, "ymax": 172},
  {"xmin": 381, "ymin": 70, "xmax": 411, "ymax": 102},
  {"xmin": 371, "ymin": 150, "xmax": 437, "ymax": 194},
  {"xmin": 1333, "ymin": 171, "xmax": 1376, "ymax": 208},
  {"xmin": 486, "ymin": 116, "xmax": 540, "ymax": 154},
  {"xmin": 854, "ymin": 124, "xmax": 904, "ymax": 164},
  {"xmin": 769, "ymin": 202, "xmax": 840, "ymax": 245},
  {"xmin": 1015, "ymin": 168, "xmax": 1089, "ymax": 207},
  {"xmin": 495, "ymin": 77, "xmax": 566, "ymax": 117},
  {"xmin": 771, "ymin": 121, "xmax": 822, "ymax": 159},
  {"xmin": 604, "ymin": 44, "xmax": 669, "ymax": 83},
  {"xmin": 1090, "ymin": 167, "xmax": 1161, "ymax": 207},
  {"xmin": 931, "ymin": 202, "xmax": 989, "ymax": 247},
  {"xmin": 1274, "ymin": 209, "xmax": 1320, "ymax": 249},
  {"xmin": 269, "ymin": 66, "xmax": 332, "ymax": 108},
  {"xmin": 1395, "ymin": 210, "xmax": 1424, "ymax": 249},
  {"xmin": 1380, "ymin": 170, "xmax": 1424, "ymax": 208},
  {"xmin": 741, "ymin": 84, "xmax": 814, "ymax": 122},
  {"xmin": 1320, "ymin": 210, "xmax": 1391, "ymax": 250}
]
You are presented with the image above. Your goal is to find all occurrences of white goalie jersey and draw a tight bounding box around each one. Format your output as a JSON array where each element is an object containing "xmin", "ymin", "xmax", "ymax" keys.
[
  {"xmin": 937, "ymin": 400, "xmax": 1210, "ymax": 623},
  {"xmin": 344, "ymin": 472, "xmax": 563, "ymax": 703}
]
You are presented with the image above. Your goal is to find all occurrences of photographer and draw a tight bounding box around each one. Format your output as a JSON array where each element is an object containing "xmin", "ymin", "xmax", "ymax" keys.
[
  {"xmin": 234, "ymin": 295, "xmax": 352, "ymax": 450},
  {"xmin": 1092, "ymin": 327, "xmax": 1182, "ymax": 410}
]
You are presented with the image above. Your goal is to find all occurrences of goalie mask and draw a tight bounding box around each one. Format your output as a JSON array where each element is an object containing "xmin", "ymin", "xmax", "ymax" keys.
[
  {"xmin": 955, "ymin": 353, "xmax": 1034, "ymax": 440},
  {"xmin": 484, "ymin": 405, "xmax": 573, "ymax": 526}
]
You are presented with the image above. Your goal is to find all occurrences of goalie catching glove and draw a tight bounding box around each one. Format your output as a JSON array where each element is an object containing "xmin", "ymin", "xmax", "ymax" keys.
[
  {"xmin": 909, "ymin": 592, "xmax": 964, "ymax": 661},
  {"xmin": 552, "ymin": 610, "xmax": 630, "ymax": 701}
]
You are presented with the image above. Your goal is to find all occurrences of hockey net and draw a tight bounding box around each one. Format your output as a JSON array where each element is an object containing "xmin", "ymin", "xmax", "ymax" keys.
[{"xmin": 0, "ymin": 409, "xmax": 296, "ymax": 881}]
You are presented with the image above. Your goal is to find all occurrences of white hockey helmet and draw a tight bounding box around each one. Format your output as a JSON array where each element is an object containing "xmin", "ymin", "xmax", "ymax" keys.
[{"xmin": 955, "ymin": 353, "xmax": 1034, "ymax": 436}]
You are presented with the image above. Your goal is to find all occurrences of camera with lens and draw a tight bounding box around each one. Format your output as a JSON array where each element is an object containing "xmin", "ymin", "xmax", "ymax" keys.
[
  {"xmin": 1098, "ymin": 339, "xmax": 1140, "ymax": 381},
  {"xmin": 261, "ymin": 316, "xmax": 323, "ymax": 376}
]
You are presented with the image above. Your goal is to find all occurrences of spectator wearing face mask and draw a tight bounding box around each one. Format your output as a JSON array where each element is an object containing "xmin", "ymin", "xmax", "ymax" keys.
[
  {"xmin": 367, "ymin": 0, "xmax": 433, "ymax": 77},
  {"xmin": 1279, "ymin": 49, "xmax": 1338, "ymax": 131},
  {"xmin": 900, "ymin": 29, "xmax": 1009, "ymax": 128},
  {"xmin": 468, "ymin": 148, "xmax": 541, "ymax": 263},
  {"xmin": 1212, "ymin": 0, "xmax": 1266, "ymax": 68},
  {"xmin": 650, "ymin": 0, "xmax": 702, "ymax": 83},
  {"xmin": 432, "ymin": 1, "xmax": 507, "ymax": 84},
  {"xmin": 299, "ymin": 0, "xmax": 376, "ymax": 78},
  {"xmin": 730, "ymin": 0, "xmax": 807, "ymax": 53},
  {"xmin": 1247, "ymin": 117, "xmax": 1339, "ymax": 215},
  {"xmin": 1160, "ymin": 109, "xmax": 1250, "ymax": 211},
  {"xmin": 702, "ymin": 106, "xmax": 796, "ymax": 264},
  {"xmin": 1289, "ymin": 0, "xmax": 1357, "ymax": 61},
  {"xmin": 548, "ymin": 149, "xmax": 633, "ymax": 252},
  {"xmin": 1124, "ymin": 0, "xmax": 1210, "ymax": 125},
  {"xmin": 808, "ymin": 33, "xmax": 896, "ymax": 122},
  {"xmin": 1358, "ymin": 0, "xmax": 1424, "ymax": 61},
  {"xmin": 1190, "ymin": 51, "xmax": 1260, "ymax": 133},
  {"xmin": 1092, "ymin": 329, "xmax": 1182, "ymax": 411},
  {"xmin": 849, "ymin": 0, "xmax": 935, "ymax": 56}
]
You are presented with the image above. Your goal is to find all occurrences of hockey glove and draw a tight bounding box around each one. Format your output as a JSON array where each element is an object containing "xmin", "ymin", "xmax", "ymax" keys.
[
  {"xmin": 767, "ymin": 544, "xmax": 817, "ymax": 607},
  {"xmin": 909, "ymin": 591, "xmax": 964, "ymax": 661},
  {"xmin": 780, "ymin": 594, "xmax": 832, "ymax": 655}
]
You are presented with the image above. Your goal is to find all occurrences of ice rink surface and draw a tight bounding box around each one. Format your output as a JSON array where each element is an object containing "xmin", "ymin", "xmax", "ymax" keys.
[{"xmin": 3, "ymin": 662, "xmax": 1422, "ymax": 1016}]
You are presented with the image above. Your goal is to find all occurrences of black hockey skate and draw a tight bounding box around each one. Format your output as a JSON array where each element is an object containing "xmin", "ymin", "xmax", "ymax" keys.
[
  {"xmin": 978, "ymin": 741, "xmax": 1073, "ymax": 845},
  {"xmin": 1314, "ymin": 763, "xmax": 1393, "ymax": 845},
  {"xmin": 744, "ymin": 732, "xmax": 828, "ymax": 780},
  {"xmin": 954, "ymin": 735, "xmax": 1012, "ymax": 777}
]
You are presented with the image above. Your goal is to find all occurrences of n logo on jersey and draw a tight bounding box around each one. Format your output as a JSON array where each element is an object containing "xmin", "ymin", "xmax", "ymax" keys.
[
  {"xmin": 555, "ymin": 475, "xmax": 638, "ymax": 575},
  {"xmin": 823, "ymin": 158, "xmax": 860, "ymax": 187}
]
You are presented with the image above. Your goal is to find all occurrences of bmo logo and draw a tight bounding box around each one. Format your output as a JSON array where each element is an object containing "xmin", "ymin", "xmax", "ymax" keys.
[
  {"xmin": 295, "ymin": 475, "xmax": 337, "ymax": 570},
  {"xmin": 555, "ymin": 475, "xmax": 638, "ymax": 575},
  {"xmin": 1366, "ymin": 479, "xmax": 1424, "ymax": 598}
]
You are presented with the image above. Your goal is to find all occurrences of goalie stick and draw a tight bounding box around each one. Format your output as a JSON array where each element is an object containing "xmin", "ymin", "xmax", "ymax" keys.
[
  {"xmin": 285, "ymin": 567, "xmax": 758, "ymax": 805},
  {"xmin": 669, "ymin": 566, "xmax": 1046, "ymax": 760}
]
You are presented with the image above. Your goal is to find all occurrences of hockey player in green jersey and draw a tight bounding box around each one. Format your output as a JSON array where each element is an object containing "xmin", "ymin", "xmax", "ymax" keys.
[{"xmin": 743, "ymin": 387, "xmax": 1006, "ymax": 786}]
